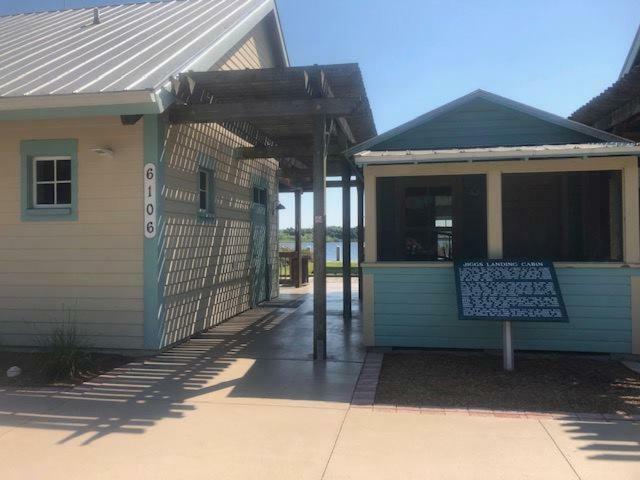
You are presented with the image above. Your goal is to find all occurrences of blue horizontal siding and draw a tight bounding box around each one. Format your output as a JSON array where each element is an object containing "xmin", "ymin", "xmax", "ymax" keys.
[
  {"xmin": 366, "ymin": 266, "xmax": 638, "ymax": 353},
  {"xmin": 372, "ymin": 97, "xmax": 605, "ymax": 151}
]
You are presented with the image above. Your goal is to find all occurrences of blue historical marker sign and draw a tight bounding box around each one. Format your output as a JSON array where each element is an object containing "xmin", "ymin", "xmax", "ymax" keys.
[{"xmin": 454, "ymin": 260, "xmax": 568, "ymax": 322}]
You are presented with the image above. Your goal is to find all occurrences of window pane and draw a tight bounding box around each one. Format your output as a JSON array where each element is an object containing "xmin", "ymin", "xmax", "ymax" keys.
[
  {"xmin": 36, "ymin": 160, "xmax": 54, "ymax": 181},
  {"xmin": 253, "ymin": 187, "xmax": 260, "ymax": 203},
  {"xmin": 199, "ymin": 171, "xmax": 207, "ymax": 191},
  {"xmin": 502, "ymin": 171, "xmax": 622, "ymax": 261},
  {"xmin": 36, "ymin": 183, "xmax": 55, "ymax": 205},
  {"xmin": 377, "ymin": 175, "xmax": 486, "ymax": 261},
  {"xmin": 57, "ymin": 183, "xmax": 71, "ymax": 204},
  {"xmin": 57, "ymin": 159, "xmax": 71, "ymax": 181},
  {"xmin": 199, "ymin": 190, "xmax": 207, "ymax": 210}
]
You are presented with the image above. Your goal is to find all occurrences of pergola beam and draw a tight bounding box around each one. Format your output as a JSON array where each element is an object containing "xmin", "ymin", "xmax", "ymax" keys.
[
  {"xmin": 236, "ymin": 144, "xmax": 342, "ymax": 159},
  {"xmin": 170, "ymin": 98, "xmax": 361, "ymax": 124},
  {"xmin": 593, "ymin": 95, "xmax": 640, "ymax": 132},
  {"xmin": 326, "ymin": 179, "xmax": 358, "ymax": 188}
]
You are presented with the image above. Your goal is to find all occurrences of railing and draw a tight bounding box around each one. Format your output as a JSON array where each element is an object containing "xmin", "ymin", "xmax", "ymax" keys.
[{"xmin": 279, "ymin": 251, "xmax": 310, "ymax": 286}]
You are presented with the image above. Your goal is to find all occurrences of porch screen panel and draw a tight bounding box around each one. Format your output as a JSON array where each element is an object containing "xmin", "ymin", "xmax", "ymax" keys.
[
  {"xmin": 502, "ymin": 171, "xmax": 623, "ymax": 262},
  {"xmin": 377, "ymin": 175, "xmax": 487, "ymax": 261}
]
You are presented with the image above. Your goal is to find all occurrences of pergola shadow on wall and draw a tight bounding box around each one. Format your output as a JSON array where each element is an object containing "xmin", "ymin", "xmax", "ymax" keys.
[{"xmin": 169, "ymin": 64, "xmax": 377, "ymax": 359}]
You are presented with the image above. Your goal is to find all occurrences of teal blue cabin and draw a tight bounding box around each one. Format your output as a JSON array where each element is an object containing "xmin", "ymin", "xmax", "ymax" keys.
[{"xmin": 350, "ymin": 90, "xmax": 640, "ymax": 355}]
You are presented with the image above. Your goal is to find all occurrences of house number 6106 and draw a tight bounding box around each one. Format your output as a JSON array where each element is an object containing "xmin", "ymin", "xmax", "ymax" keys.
[{"xmin": 144, "ymin": 163, "xmax": 157, "ymax": 239}]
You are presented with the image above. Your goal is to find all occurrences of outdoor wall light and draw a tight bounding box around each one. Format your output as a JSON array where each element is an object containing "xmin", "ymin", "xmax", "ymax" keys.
[{"xmin": 89, "ymin": 146, "xmax": 114, "ymax": 157}]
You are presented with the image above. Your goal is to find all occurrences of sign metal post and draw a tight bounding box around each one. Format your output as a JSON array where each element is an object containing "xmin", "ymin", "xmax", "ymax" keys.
[
  {"xmin": 503, "ymin": 321, "xmax": 514, "ymax": 371},
  {"xmin": 454, "ymin": 260, "xmax": 568, "ymax": 372}
]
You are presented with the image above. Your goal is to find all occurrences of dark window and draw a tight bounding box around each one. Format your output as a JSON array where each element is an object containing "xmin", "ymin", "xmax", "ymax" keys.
[
  {"xmin": 377, "ymin": 175, "xmax": 487, "ymax": 261},
  {"xmin": 198, "ymin": 169, "xmax": 211, "ymax": 213},
  {"xmin": 253, "ymin": 187, "xmax": 267, "ymax": 206},
  {"xmin": 33, "ymin": 157, "xmax": 72, "ymax": 207},
  {"xmin": 502, "ymin": 171, "xmax": 622, "ymax": 261}
]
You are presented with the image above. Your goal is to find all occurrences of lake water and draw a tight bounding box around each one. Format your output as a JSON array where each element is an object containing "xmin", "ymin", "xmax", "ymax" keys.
[{"xmin": 279, "ymin": 241, "xmax": 359, "ymax": 262}]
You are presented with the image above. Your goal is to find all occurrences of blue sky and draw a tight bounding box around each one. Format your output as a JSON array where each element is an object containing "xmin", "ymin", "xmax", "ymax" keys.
[{"xmin": 3, "ymin": 0, "xmax": 640, "ymax": 228}]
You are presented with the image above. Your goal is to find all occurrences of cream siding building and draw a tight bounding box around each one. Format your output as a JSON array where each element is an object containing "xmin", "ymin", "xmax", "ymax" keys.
[{"xmin": 0, "ymin": 1, "xmax": 287, "ymax": 352}]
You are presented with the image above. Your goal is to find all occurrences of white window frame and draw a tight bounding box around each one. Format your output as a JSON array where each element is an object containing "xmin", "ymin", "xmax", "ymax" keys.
[{"xmin": 32, "ymin": 156, "xmax": 72, "ymax": 208}]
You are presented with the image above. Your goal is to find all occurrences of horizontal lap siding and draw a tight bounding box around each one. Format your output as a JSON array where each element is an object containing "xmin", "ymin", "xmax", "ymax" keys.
[
  {"xmin": 0, "ymin": 117, "xmax": 144, "ymax": 349},
  {"xmin": 160, "ymin": 124, "xmax": 278, "ymax": 348},
  {"xmin": 372, "ymin": 97, "xmax": 600, "ymax": 151},
  {"xmin": 159, "ymin": 22, "xmax": 279, "ymax": 348},
  {"xmin": 369, "ymin": 267, "xmax": 636, "ymax": 353}
]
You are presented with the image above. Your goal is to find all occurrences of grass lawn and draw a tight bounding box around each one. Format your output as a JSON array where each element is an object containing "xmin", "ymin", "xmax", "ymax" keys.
[
  {"xmin": 320, "ymin": 261, "xmax": 357, "ymax": 276},
  {"xmin": 376, "ymin": 351, "xmax": 640, "ymax": 415},
  {"xmin": 280, "ymin": 260, "xmax": 358, "ymax": 277}
]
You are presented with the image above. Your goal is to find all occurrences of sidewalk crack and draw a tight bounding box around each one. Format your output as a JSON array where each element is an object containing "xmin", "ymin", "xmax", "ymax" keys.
[
  {"xmin": 320, "ymin": 407, "xmax": 350, "ymax": 479},
  {"xmin": 538, "ymin": 419, "xmax": 582, "ymax": 480}
]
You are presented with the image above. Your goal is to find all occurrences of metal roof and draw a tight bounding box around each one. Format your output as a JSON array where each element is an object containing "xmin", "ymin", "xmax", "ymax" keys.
[
  {"xmin": 354, "ymin": 142, "xmax": 640, "ymax": 165},
  {"xmin": 620, "ymin": 24, "xmax": 640, "ymax": 79},
  {"xmin": 0, "ymin": 0, "xmax": 279, "ymax": 98},
  {"xmin": 570, "ymin": 62, "xmax": 640, "ymax": 131}
]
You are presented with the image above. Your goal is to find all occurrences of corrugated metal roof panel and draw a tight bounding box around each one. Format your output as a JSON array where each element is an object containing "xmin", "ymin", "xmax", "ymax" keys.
[
  {"xmin": 354, "ymin": 143, "xmax": 640, "ymax": 165},
  {"xmin": 0, "ymin": 0, "xmax": 271, "ymax": 97}
]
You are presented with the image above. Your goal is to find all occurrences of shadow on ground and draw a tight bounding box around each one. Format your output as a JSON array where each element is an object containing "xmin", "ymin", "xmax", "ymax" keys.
[{"xmin": 0, "ymin": 284, "xmax": 363, "ymax": 445}]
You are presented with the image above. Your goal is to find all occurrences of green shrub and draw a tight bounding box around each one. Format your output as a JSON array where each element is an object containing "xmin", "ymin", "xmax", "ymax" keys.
[{"xmin": 41, "ymin": 324, "xmax": 93, "ymax": 381}]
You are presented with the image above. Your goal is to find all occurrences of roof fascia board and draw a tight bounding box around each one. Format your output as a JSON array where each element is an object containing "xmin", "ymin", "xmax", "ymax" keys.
[
  {"xmin": 271, "ymin": 0, "xmax": 290, "ymax": 67},
  {"xmin": 0, "ymin": 90, "xmax": 164, "ymax": 120},
  {"xmin": 0, "ymin": 90, "xmax": 155, "ymax": 111},
  {"xmin": 346, "ymin": 89, "xmax": 630, "ymax": 156},
  {"xmin": 354, "ymin": 146, "xmax": 640, "ymax": 165},
  {"xmin": 153, "ymin": 87, "xmax": 178, "ymax": 113},
  {"xmin": 620, "ymin": 25, "xmax": 640, "ymax": 78},
  {"xmin": 166, "ymin": 0, "xmax": 277, "ymax": 80}
]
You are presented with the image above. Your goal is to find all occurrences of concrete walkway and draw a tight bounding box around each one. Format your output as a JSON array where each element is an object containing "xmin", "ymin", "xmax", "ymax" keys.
[{"xmin": 0, "ymin": 279, "xmax": 638, "ymax": 479}]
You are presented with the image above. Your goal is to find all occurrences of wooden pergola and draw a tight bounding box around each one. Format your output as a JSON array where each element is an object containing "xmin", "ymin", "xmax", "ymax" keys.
[{"xmin": 170, "ymin": 64, "xmax": 376, "ymax": 360}]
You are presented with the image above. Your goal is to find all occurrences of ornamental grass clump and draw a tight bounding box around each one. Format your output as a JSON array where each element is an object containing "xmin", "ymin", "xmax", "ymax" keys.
[{"xmin": 41, "ymin": 323, "xmax": 93, "ymax": 382}]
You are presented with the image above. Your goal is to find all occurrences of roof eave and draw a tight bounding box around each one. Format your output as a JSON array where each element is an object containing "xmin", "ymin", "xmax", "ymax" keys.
[
  {"xmin": 354, "ymin": 145, "xmax": 640, "ymax": 166},
  {"xmin": 0, "ymin": 90, "xmax": 169, "ymax": 120},
  {"xmin": 620, "ymin": 24, "xmax": 640, "ymax": 79}
]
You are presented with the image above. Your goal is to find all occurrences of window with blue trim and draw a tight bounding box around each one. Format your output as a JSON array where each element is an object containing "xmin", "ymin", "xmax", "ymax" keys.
[{"xmin": 21, "ymin": 139, "xmax": 78, "ymax": 221}]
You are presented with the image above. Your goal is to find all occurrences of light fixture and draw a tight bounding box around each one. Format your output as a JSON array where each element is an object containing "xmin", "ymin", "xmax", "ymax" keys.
[{"xmin": 90, "ymin": 146, "xmax": 114, "ymax": 157}]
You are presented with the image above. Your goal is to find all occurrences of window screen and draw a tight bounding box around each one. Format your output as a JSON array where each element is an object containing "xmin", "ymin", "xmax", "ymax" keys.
[
  {"xmin": 502, "ymin": 171, "xmax": 622, "ymax": 261},
  {"xmin": 377, "ymin": 175, "xmax": 487, "ymax": 261},
  {"xmin": 199, "ymin": 170, "xmax": 209, "ymax": 211}
]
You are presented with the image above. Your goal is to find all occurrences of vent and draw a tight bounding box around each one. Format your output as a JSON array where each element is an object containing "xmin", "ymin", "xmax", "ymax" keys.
[{"xmin": 93, "ymin": 7, "xmax": 100, "ymax": 25}]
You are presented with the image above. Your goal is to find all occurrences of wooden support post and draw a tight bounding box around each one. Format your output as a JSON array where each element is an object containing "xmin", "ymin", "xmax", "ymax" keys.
[
  {"xmin": 357, "ymin": 181, "xmax": 364, "ymax": 301},
  {"xmin": 313, "ymin": 115, "xmax": 328, "ymax": 360},
  {"xmin": 342, "ymin": 162, "xmax": 352, "ymax": 321},
  {"xmin": 294, "ymin": 189, "xmax": 303, "ymax": 288}
]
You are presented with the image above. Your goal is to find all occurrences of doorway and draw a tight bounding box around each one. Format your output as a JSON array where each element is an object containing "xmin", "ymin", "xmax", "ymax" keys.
[{"xmin": 250, "ymin": 185, "xmax": 269, "ymax": 307}]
